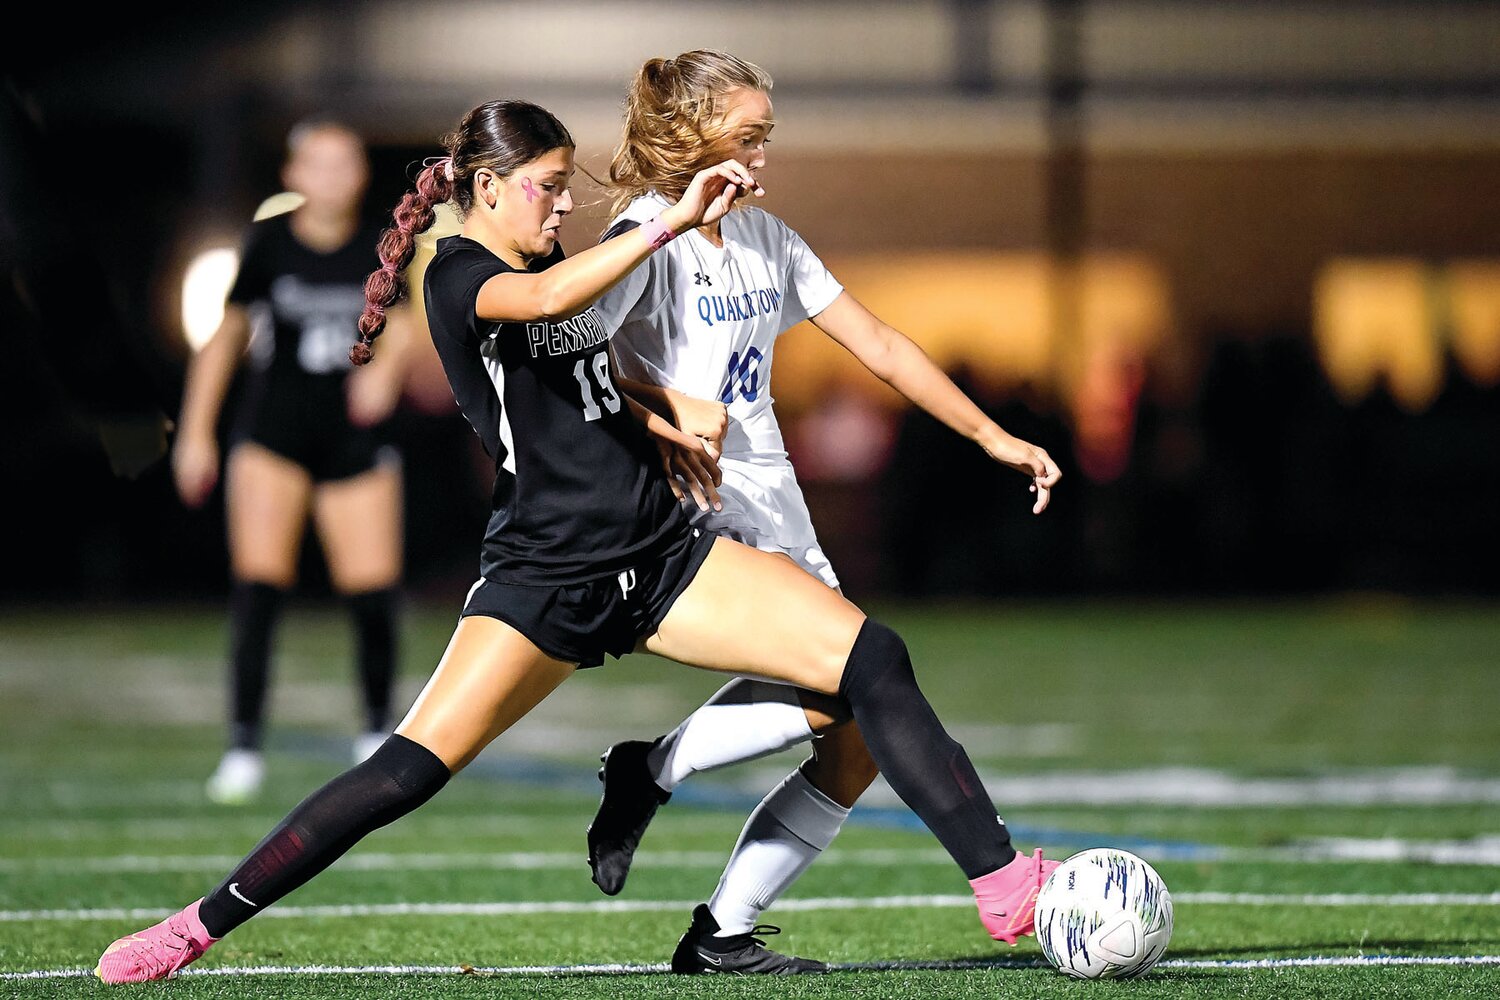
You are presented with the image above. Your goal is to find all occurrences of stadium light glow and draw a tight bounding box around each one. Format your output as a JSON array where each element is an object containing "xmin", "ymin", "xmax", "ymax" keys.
[
  {"xmin": 181, "ymin": 247, "xmax": 241, "ymax": 352},
  {"xmin": 254, "ymin": 191, "xmax": 305, "ymax": 221}
]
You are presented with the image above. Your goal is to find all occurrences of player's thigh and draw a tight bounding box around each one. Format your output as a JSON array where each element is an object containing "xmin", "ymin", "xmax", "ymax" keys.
[
  {"xmin": 312, "ymin": 464, "xmax": 403, "ymax": 593},
  {"xmin": 226, "ymin": 443, "xmax": 314, "ymax": 587},
  {"xmin": 644, "ymin": 537, "xmax": 865, "ymax": 695},
  {"xmin": 397, "ymin": 615, "xmax": 575, "ymax": 772},
  {"xmin": 703, "ymin": 552, "xmax": 852, "ymax": 730}
]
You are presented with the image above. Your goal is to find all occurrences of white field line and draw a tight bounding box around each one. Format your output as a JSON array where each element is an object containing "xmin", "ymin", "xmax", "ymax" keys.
[
  {"xmin": 11, "ymin": 833, "xmax": 1500, "ymax": 874},
  {"xmin": 1260, "ymin": 835, "xmax": 1500, "ymax": 866},
  {"xmin": 959, "ymin": 766, "xmax": 1500, "ymax": 807},
  {"xmin": 0, "ymin": 811, "xmax": 739, "ymax": 842},
  {"xmin": 21, "ymin": 766, "xmax": 1500, "ymax": 814},
  {"xmin": 4, "ymin": 954, "xmax": 1500, "ymax": 981},
  {"xmin": 0, "ymin": 848, "xmax": 949, "ymax": 875},
  {"xmin": 7, "ymin": 891, "xmax": 1500, "ymax": 924}
]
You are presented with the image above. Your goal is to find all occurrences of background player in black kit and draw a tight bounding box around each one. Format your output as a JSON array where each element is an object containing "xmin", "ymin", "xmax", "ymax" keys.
[
  {"xmin": 97, "ymin": 100, "xmax": 1062, "ymax": 984},
  {"xmin": 172, "ymin": 121, "xmax": 415, "ymax": 803}
]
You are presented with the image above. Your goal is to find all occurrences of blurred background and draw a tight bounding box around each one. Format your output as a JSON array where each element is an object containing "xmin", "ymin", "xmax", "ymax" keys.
[{"xmin": 3, "ymin": 0, "xmax": 1498, "ymax": 604}]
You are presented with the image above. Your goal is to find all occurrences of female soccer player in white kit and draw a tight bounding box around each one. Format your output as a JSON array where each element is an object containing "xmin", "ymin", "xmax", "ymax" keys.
[{"xmin": 586, "ymin": 50, "xmax": 1062, "ymax": 974}]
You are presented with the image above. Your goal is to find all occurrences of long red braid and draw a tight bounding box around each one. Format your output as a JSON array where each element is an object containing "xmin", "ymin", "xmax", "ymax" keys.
[{"xmin": 352, "ymin": 161, "xmax": 456, "ymax": 366}]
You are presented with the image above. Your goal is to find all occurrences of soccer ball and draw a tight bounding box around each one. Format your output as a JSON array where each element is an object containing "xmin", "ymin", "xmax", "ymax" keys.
[{"xmin": 1034, "ymin": 848, "xmax": 1174, "ymax": 979}]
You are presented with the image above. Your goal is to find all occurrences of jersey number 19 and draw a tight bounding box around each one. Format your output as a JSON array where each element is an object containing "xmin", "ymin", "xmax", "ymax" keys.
[{"xmin": 573, "ymin": 351, "xmax": 622, "ymax": 421}]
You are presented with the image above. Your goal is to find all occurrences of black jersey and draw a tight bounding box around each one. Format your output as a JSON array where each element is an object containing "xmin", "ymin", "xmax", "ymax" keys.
[
  {"xmin": 224, "ymin": 213, "xmax": 390, "ymax": 478},
  {"xmin": 423, "ymin": 235, "xmax": 688, "ymax": 585},
  {"xmin": 228, "ymin": 213, "xmax": 381, "ymax": 380}
]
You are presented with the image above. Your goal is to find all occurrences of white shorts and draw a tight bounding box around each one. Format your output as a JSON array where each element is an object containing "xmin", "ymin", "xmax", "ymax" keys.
[{"xmin": 688, "ymin": 455, "xmax": 840, "ymax": 590}]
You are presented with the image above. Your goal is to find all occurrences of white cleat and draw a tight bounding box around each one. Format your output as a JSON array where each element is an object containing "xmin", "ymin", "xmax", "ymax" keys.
[
  {"xmin": 353, "ymin": 732, "xmax": 387, "ymax": 764},
  {"xmin": 205, "ymin": 749, "xmax": 264, "ymax": 805}
]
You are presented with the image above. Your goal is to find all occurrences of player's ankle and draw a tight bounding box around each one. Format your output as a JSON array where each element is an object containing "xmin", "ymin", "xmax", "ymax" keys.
[
  {"xmin": 182, "ymin": 899, "xmax": 219, "ymax": 946},
  {"xmin": 968, "ymin": 846, "xmax": 1024, "ymax": 890}
]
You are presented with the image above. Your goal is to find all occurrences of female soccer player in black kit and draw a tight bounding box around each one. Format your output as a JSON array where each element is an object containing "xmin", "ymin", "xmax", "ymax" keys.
[
  {"xmin": 97, "ymin": 100, "xmax": 1061, "ymax": 984},
  {"xmin": 174, "ymin": 121, "xmax": 413, "ymax": 802}
]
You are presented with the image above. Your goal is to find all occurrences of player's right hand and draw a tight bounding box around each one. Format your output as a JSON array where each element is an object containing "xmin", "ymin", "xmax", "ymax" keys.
[
  {"xmin": 978, "ymin": 429, "xmax": 1062, "ymax": 515},
  {"xmin": 172, "ymin": 433, "xmax": 220, "ymax": 508},
  {"xmin": 661, "ymin": 160, "xmax": 764, "ymax": 234}
]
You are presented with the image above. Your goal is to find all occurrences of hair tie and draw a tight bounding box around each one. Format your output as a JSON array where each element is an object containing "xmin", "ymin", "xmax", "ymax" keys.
[{"xmin": 422, "ymin": 155, "xmax": 455, "ymax": 182}]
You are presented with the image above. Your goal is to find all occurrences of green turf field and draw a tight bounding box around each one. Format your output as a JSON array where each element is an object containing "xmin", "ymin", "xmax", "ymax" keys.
[{"xmin": 2, "ymin": 600, "xmax": 1498, "ymax": 998}]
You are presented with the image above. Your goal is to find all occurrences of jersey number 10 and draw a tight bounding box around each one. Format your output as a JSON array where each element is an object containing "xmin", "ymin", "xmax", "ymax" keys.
[
  {"xmin": 719, "ymin": 348, "xmax": 764, "ymax": 405},
  {"xmin": 573, "ymin": 351, "xmax": 623, "ymax": 421}
]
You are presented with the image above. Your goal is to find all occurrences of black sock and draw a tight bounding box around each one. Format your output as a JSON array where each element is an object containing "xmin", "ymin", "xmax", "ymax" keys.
[
  {"xmin": 838, "ymin": 619, "xmax": 1015, "ymax": 879},
  {"xmin": 228, "ymin": 582, "xmax": 285, "ymax": 751},
  {"xmin": 198, "ymin": 734, "xmax": 449, "ymax": 938},
  {"xmin": 347, "ymin": 588, "xmax": 398, "ymax": 733}
]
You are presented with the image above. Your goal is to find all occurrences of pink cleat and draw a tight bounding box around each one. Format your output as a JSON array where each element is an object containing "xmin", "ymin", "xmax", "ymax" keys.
[
  {"xmin": 96, "ymin": 898, "xmax": 218, "ymax": 984},
  {"xmin": 969, "ymin": 848, "xmax": 1060, "ymax": 945}
]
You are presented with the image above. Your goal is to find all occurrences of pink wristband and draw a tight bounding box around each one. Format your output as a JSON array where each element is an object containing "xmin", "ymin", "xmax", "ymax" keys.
[{"xmin": 640, "ymin": 217, "xmax": 676, "ymax": 251}]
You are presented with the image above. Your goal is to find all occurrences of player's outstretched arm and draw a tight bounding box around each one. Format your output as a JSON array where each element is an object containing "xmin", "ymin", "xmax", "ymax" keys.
[
  {"xmin": 475, "ymin": 161, "xmax": 762, "ymax": 325},
  {"xmin": 811, "ymin": 291, "xmax": 1062, "ymax": 513}
]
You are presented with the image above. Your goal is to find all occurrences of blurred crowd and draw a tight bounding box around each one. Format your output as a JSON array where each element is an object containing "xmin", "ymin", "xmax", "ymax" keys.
[{"xmin": 853, "ymin": 338, "xmax": 1499, "ymax": 596}]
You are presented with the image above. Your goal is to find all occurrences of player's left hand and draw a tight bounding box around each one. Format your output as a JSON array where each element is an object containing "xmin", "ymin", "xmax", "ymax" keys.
[
  {"xmin": 667, "ymin": 392, "xmax": 728, "ymax": 461},
  {"xmin": 346, "ymin": 363, "xmax": 402, "ymax": 427},
  {"xmin": 661, "ymin": 160, "xmax": 764, "ymax": 234},
  {"xmin": 651, "ymin": 421, "xmax": 723, "ymax": 513},
  {"xmin": 978, "ymin": 428, "xmax": 1062, "ymax": 514}
]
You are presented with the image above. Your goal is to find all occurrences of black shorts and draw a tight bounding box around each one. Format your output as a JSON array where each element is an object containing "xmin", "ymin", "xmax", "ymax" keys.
[
  {"xmin": 232, "ymin": 376, "xmax": 395, "ymax": 483},
  {"xmin": 460, "ymin": 526, "xmax": 717, "ymax": 668}
]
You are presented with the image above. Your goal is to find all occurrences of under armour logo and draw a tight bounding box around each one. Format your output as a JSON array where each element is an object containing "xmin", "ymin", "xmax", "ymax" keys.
[{"xmin": 693, "ymin": 272, "xmax": 712, "ymax": 286}]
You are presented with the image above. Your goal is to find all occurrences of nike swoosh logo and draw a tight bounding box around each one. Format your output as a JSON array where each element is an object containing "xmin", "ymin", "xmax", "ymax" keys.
[
  {"xmin": 983, "ymin": 887, "xmax": 1040, "ymax": 928},
  {"xmin": 697, "ymin": 952, "xmax": 724, "ymax": 966},
  {"xmin": 227, "ymin": 882, "xmax": 258, "ymax": 907}
]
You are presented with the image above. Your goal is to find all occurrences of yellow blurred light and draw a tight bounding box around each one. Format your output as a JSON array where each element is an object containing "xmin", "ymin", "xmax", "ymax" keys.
[
  {"xmin": 773, "ymin": 251, "xmax": 1172, "ymax": 412},
  {"xmin": 1447, "ymin": 262, "xmax": 1500, "ymax": 388},
  {"xmin": 181, "ymin": 247, "xmax": 240, "ymax": 352},
  {"xmin": 1314, "ymin": 259, "xmax": 1442, "ymax": 412}
]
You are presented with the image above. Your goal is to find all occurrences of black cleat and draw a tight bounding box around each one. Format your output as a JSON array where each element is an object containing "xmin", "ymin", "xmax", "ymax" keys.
[
  {"xmin": 670, "ymin": 903, "xmax": 830, "ymax": 975},
  {"xmin": 586, "ymin": 740, "xmax": 671, "ymax": 895}
]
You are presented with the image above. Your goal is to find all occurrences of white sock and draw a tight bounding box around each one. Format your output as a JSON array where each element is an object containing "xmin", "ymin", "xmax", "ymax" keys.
[
  {"xmin": 646, "ymin": 679, "xmax": 814, "ymax": 793},
  {"xmin": 707, "ymin": 767, "xmax": 850, "ymax": 935}
]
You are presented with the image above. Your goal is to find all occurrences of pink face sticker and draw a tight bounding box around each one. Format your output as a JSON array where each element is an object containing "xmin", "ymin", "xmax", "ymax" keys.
[{"xmin": 521, "ymin": 177, "xmax": 539, "ymax": 203}]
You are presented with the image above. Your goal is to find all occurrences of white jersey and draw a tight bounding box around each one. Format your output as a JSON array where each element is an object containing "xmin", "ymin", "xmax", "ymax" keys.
[{"xmin": 597, "ymin": 192, "xmax": 845, "ymax": 586}]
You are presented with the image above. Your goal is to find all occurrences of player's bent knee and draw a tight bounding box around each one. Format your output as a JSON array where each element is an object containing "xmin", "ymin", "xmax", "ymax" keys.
[
  {"xmin": 790, "ymin": 611, "xmax": 871, "ymax": 697},
  {"xmin": 837, "ymin": 619, "xmax": 915, "ymax": 703},
  {"xmin": 393, "ymin": 719, "xmax": 472, "ymax": 774},
  {"xmin": 801, "ymin": 646, "xmax": 852, "ymax": 697},
  {"xmin": 367, "ymin": 733, "xmax": 454, "ymax": 787}
]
